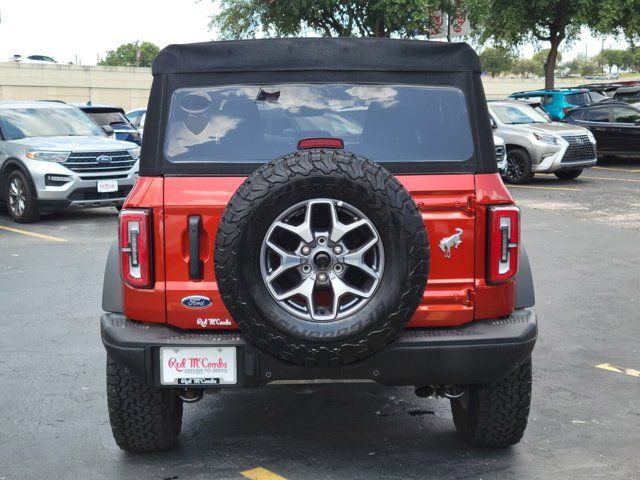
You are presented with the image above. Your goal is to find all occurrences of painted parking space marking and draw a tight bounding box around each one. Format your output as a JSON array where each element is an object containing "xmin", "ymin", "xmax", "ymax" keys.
[
  {"xmin": 0, "ymin": 225, "xmax": 67, "ymax": 242},
  {"xmin": 596, "ymin": 363, "xmax": 640, "ymax": 378},
  {"xmin": 241, "ymin": 467, "xmax": 288, "ymax": 480},
  {"xmin": 507, "ymin": 184, "xmax": 582, "ymax": 192},
  {"xmin": 593, "ymin": 166, "xmax": 640, "ymax": 174},
  {"xmin": 583, "ymin": 176, "xmax": 640, "ymax": 183}
]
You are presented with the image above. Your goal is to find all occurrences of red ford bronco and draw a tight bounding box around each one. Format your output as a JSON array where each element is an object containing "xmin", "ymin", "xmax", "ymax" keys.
[{"xmin": 101, "ymin": 38, "xmax": 537, "ymax": 453}]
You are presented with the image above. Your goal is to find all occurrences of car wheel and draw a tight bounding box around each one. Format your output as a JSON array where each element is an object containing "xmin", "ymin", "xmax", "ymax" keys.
[
  {"xmin": 106, "ymin": 356, "xmax": 183, "ymax": 453},
  {"xmin": 450, "ymin": 357, "xmax": 532, "ymax": 448},
  {"xmin": 503, "ymin": 148, "xmax": 534, "ymax": 184},
  {"xmin": 5, "ymin": 170, "xmax": 40, "ymax": 223},
  {"xmin": 554, "ymin": 169, "xmax": 583, "ymax": 181},
  {"xmin": 214, "ymin": 149, "xmax": 430, "ymax": 366}
]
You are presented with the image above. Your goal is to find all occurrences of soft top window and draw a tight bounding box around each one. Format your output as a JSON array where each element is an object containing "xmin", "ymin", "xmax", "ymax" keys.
[{"xmin": 164, "ymin": 84, "xmax": 474, "ymax": 165}]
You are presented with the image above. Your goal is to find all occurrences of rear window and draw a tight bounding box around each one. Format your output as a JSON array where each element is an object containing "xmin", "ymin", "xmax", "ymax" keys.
[
  {"xmin": 565, "ymin": 93, "xmax": 590, "ymax": 106},
  {"xmin": 164, "ymin": 84, "xmax": 474, "ymax": 165},
  {"xmin": 86, "ymin": 111, "xmax": 129, "ymax": 127}
]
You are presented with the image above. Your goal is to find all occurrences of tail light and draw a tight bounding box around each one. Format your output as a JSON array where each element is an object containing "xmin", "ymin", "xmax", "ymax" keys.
[
  {"xmin": 119, "ymin": 209, "xmax": 153, "ymax": 288},
  {"xmin": 563, "ymin": 107, "xmax": 572, "ymax": 116},
  {"xmin": 487, "ymin": 205, "xmax": 520, "ymax": 284}
]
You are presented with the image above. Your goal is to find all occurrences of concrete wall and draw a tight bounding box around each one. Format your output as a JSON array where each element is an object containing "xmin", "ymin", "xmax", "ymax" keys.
[
  {"xmin": 0, "ymin": 62, "xmax": 152, "ymax": 111},
  {"xmin": 1, "ymin": 62, "xmax": 638, "ymax": 109}
]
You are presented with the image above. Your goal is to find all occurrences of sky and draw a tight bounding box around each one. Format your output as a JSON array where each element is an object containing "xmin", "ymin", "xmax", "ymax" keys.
[{"xmin": 0, "ymin": 0, "xmax": 629, "ymax": 66}]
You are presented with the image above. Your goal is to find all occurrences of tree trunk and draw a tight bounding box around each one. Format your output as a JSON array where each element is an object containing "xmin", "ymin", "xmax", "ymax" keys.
[{"xmin": 544, "ymin": 37, "xmax": 562, "ymax": 89}]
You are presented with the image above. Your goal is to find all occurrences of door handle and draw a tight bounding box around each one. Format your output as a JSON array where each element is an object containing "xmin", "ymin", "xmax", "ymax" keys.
[{"xmin": 188, "ymin": 215, "xmax": 203, "ymax": 280}]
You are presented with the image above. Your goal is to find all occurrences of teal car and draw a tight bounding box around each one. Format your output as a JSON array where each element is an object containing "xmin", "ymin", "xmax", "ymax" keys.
[{"xmin": 509, "ymin": 89, "xmax": 592, "ymax": 121}]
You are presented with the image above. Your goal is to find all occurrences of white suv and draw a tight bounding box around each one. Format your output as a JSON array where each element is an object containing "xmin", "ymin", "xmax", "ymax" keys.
[{"xmin": 0, "ymin": 101, "xmax": 139, "ymax": 223}]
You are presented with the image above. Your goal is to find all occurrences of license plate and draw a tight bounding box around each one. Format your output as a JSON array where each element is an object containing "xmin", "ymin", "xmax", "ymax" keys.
[
  {"xmin": 97, "ymin": 179, "xmax": 118, "ymax": 193},
  {"xmin": 160, "ymin": 347, "xmax": 237, "ymax": 386}
]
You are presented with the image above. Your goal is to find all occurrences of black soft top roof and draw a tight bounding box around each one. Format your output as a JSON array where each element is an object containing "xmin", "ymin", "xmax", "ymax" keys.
[{"xmin": 152, "ymin": 38, "xmax": 480, "ymax": 76}]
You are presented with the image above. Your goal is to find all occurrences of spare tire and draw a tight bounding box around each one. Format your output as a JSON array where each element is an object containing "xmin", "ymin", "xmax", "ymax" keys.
[{"xmin": 214, "ymin": 149, "xmax": 429, "ymax": 366}]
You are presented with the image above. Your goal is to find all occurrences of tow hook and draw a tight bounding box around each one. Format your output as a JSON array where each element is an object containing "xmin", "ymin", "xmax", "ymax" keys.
[{"xmin": 179, "ymin": 388, "xmax": 204, "ymax": 403}]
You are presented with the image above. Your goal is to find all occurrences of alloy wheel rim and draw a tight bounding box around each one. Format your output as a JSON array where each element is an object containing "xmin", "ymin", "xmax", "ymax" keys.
[
  {"xmin": 8, "ymin": 177, "xmax": 26, "ymax": 217},
  {"xmin": 260, "ymin": 198, "xmax": 384, "ymax": 322},
  {"xmin": 506, "ymin": 153, "xmax": 525, "ymax": 181}
]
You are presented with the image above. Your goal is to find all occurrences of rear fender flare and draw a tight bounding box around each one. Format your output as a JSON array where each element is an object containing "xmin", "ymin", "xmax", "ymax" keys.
[
  {"xmin": 102, "ymin": 240, "xmax": 123, "ymax": 313},
  {"xmin": 515, "ymin": 245, "xmax": 535, "ymax": 309}
]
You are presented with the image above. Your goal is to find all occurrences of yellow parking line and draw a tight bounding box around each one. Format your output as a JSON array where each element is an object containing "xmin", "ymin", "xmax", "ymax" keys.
[
  {"xmin": 583, "ymin": 176, "xmax": 640, "ymax": 183},
  {"xmin": 0, "ymin": 225, "xmax": 67, "ymax": 242},
  {"xmin": 507, "ymin": 184, "xmax": 582, "ymax": 192},
  {"xmin": 596, "ymin": 363, "xmax": 640, "ymax": 378},
  {"xmin": 241, "ymin": 467, "xmax": 288, "ymax": 480},
  {"xmin": 593, "ymin": 166, "xmax": 640, "ymax": 173}
]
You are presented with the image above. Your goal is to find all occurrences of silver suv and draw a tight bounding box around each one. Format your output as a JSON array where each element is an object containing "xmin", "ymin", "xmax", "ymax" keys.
[
  {"xmin": 0, "ymin": 101, "xmax": 139, "ymax": 223},
  {"xmin": 488, "ymin": 99, "xmax": 597, "ymax": 183}
]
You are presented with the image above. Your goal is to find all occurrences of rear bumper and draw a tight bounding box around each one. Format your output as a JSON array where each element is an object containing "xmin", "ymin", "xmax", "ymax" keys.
[{"xmin": 101, "ymin": 309, "xmax": 537, "ymax": 388}]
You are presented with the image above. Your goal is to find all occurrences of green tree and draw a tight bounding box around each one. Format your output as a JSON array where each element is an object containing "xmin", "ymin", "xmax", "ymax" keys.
[
  {"xmin": 466, "ymin": 0, "xmax": 640, "ymax": 89},
  {"xmin": 532, "ymin": 48, "xmax": 562, "ymax": 76},
  {"xmin": 99, "ymin": 41, "xmax": 160, "ymax": 68},
  {"xmin": 479, "ymin": 47, "xmax": 515, "ymax": 77},
  {"xmin": 512, "ymin": 58, "xmax": 538, "ymax": 78},
  {"xmin": 564, "ymin": 55, "xmax": 599, "ymax": 77},
  {"xmin": 212, "ymin": 0, "xmax": 442, "ymax": 39}
]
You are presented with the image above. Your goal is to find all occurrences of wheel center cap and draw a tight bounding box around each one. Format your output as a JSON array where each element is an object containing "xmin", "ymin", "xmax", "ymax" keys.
[{"xmin": 313, "ymin": 252, "xmax": 332, "ymax": 270}]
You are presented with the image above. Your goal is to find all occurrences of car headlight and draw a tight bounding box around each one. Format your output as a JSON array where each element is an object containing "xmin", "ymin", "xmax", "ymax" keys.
[
  {"xmin": 586, "ymin": 131, "xmax": 596, "ymax": 143},
  {"xmin": 532, "ymin": 133, "xmax": 559, "ymax": 145},
  {"xmin": 25, "ymin": 150, "xmax": 70, "ymax": 163},
  {"xmin": 128, "ymin": 148, "xmax": 141, "ymax": 160}
]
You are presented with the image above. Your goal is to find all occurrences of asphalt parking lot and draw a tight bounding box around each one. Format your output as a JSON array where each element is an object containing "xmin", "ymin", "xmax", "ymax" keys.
[{"xmin": 1, "ymin": 161, "xmax": 639, "ymax": 480}]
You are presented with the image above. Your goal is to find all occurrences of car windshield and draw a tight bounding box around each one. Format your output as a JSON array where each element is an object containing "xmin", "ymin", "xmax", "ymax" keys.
[
  {"xmin": 164, "ymin": 84, "xmax": 474, "ymax": 164},
  {"xmin": 0, "ymin": 106, "xmax": 104, "ymax": 140},
  {"xmin": 86, "ymin": 111, "xmax": 130, "ymax": 127},
  {"xmin": 490, "ymin": 103, "xmax": 550, "ymax": 125}
]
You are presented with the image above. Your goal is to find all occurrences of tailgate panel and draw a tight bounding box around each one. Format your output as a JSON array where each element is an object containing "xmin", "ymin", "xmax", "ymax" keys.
[{"xmin": 163, "ymin": 174, "xmax": 476, "ymax": 329}]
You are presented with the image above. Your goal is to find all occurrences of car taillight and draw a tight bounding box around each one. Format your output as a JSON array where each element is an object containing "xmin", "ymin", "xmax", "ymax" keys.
[
  {"xmin": 297, "ymin": 137, "xmax": 344, "ymax": 149},
  {"xmin": 563, "ymin": 107, "xmax": 572, "ymax": 116},
  {"xmin": 487, "ymin": 205, "xmax": 520, "ymax": 284},
  {"xmin": 119, "ymin": 209, "xmax": 153, "ymax": 288}
]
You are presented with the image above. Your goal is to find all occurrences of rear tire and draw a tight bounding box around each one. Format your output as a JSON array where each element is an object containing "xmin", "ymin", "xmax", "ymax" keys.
[
  {"xmin": 5, "ymin": 170, "xmax": 40, "ymax": 223},
  {"xmin": 503, "ymin": 148, "xmax": 534, "ymax": 184},
  {"xmin": 106, "ymin": 356, "xmax": 183, "ymax": 453},
  {"xmin": 554, "ymin": 169, "xmax": 583, "ymax": 180},
  {"xmin": 450, "ymin": 357, "xmax": 532, "ymax": 448}
]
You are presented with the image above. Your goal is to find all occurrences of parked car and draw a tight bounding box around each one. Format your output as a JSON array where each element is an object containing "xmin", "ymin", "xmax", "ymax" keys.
[
  {"xmin": 613, "ymin": 86, "xmax": 640, "ymax": 104},
  {"xmin": 125, "ymin": 108, "xmax": 146, "ymax": 137},
  {"xmin": 488, "ymin": 99, "xmax": 597, "ymax": 183},
  {"xmin": 562, "ymin": 101, "xmax": 640, "ymax": 158},
  {"xmin": 76, "ymin": 103, "xmax": 141, "ymax": 145},
  {"xmin": 0, "ymin": 101, "xmax": 140, "ymax": 223},
  {"xmin": 494, "ymin": 134, "xmax": 507, "ymax": 173},
  {"xmin": 577, "ymin": 83, "xmax": 625, "ymax": 98},
  {"xmin": 8, "ymin": 54, "xmax": 57, "ymax": 64},
  {"xmin": 509, "ymin": 88, "xmax": 592, "ymax": 121},
  {"xmin": 101, "ymin": 38, "xmax": 537, "ymax": 454}
]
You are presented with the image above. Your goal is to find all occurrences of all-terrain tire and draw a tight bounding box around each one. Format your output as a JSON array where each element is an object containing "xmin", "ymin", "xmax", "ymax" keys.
[
  {"xmin": 106, "ymin": 356, "xmax": 183, "ymax": 453},
  {"xmin": 554, "ymin": 169, "xmax": 583, "ymax": 180},
  {"xmin": 450, "ymin": 357, "xmax": 532, "ymax": 448},
  {"xmin": 214, "ymin": 149, "xmax": 429, "ymax": 367}
]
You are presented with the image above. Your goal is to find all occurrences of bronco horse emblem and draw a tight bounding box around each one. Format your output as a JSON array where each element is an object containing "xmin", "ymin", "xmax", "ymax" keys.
[{"xmin": 439, "ymin": 228, "xmax": 463, "ymax": 259}]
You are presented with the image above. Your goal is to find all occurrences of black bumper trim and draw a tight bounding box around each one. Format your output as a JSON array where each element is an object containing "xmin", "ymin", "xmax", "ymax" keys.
[{"xmin": 101, "ymin": 310, "xmax": 537, "ymax": 387}]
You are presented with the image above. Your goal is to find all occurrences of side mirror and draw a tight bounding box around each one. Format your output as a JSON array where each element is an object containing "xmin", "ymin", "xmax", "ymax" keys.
[
  {"xmin": 489, "ymin": 117, "xmax": 497, "ymax": 129},
  {"xmin": 101, "ymin": 124, "xmax": 114, "ymax": 135}
]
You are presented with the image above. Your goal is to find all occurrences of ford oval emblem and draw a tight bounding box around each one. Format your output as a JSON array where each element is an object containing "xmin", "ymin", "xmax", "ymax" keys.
[
  {"xmin": 96, "ymin": 155, "xmax": 113, "ymax": 164},
  {"xmin": 181, "ymin": 295, "xmax": 212, "ymax": 309}
]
